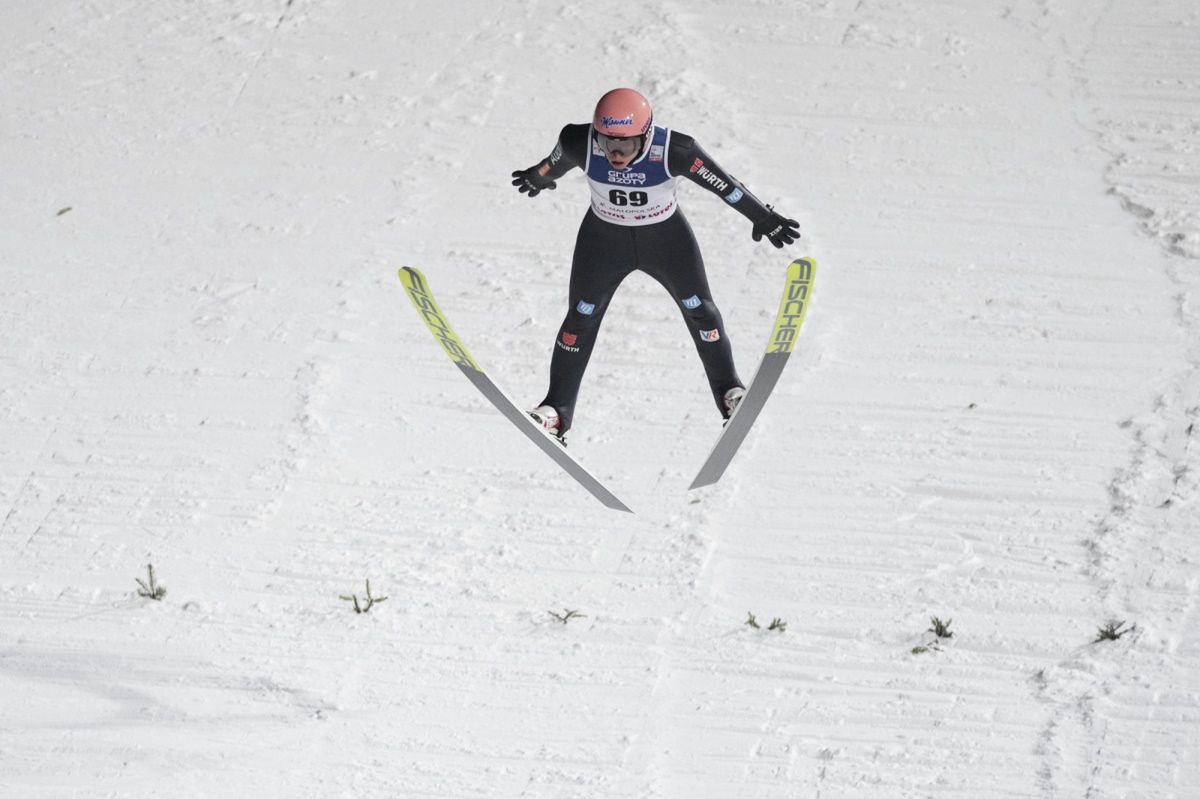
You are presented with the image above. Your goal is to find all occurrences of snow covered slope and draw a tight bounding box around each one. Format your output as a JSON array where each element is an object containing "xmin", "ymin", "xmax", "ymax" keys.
[{"xmin": 2, "ymin": 0, "xmax": 1197, "ymax": 796}]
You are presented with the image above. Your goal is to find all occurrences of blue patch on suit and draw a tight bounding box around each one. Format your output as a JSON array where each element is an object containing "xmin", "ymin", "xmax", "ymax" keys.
[
  {"xmin": 576, "ymin": 300, "xmax": 596, "ymax": 315},
  {"xmin": 681, "ymin": 295, "xmax": 702, "ymax": 310}
]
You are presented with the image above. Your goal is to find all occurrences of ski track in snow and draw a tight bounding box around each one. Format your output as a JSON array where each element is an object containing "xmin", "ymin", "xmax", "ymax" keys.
[{"xmin": 1, "ymin": 0, "xmax": 1198, "ymax": 796}]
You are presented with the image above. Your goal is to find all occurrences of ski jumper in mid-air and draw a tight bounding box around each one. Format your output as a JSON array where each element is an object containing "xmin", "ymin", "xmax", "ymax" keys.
[{"xmin": 511, "ymin": 87, "xmax": 800, "ymax": 442}]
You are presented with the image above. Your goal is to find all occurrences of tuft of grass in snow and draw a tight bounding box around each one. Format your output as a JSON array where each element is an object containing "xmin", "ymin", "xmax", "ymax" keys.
[
  {"xmin": 548, "ymin": 609, "xmax": 586, "ymax": 625},
  {"xmin": 340, "ymin": 579, "xmax": 387, "ymax": 614},
  {"xmin": 135, "ymin": 564, "xmax": 167, "ymax": 601},
  {"xmin": 1094, "ymin": 620, "xmax": 1132, "ymax": 643},
  {"xmin": 912, "ymin": 615, "xmax": 955, "ymax": 655},
  {"xmin": 928, "ymin": 616, "xmax": 954, "ymax": 639},
  {"xmin": 745, "ymin": 612, "xmax": 787, "ymax": 633}
]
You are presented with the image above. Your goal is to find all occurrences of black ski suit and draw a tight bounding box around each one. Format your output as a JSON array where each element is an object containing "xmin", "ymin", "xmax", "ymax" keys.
[{"xmin": 522, "ymin": 123, "xmax": 780, "ymax": 434}]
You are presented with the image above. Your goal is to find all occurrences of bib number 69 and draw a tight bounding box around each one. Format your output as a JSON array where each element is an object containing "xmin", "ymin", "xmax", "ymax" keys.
[{"xmin": 609, "ymin": 189, "xmax": 648, "ymax": 207}]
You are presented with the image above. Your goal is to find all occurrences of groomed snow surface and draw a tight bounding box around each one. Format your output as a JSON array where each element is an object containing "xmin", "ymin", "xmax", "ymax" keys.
[{"xmin": 2, "ymin": 0, "xmax": 1198, "ymax": 796}]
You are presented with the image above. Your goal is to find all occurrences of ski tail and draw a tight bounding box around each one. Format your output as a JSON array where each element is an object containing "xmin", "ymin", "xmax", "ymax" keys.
[{"xmin": 689, "ymin": 257, "xmax": 816, "ymax": 490}]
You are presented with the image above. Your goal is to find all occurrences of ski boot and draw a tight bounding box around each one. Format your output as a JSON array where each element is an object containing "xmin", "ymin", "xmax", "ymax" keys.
[
  {"xmin": 529, "ymin": 404, "xmax": 567, "ymax": 446},
  {"xmin": 722, "ymin": 386, "xmax": 746, "ymax": 420}
]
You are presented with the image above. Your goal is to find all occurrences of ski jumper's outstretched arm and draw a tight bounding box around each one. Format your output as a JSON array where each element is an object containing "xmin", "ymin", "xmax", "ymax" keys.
[
  {"xmin": 667, "ymin": 131, "xmax": 800, "ymax": 249},
  {"xmin": 512, "ymin": 123, "xmax": 800, "ymax": 249},
  {"xmin": 511, "ymin": 124, "xmax": 590, "ymax": 196}
]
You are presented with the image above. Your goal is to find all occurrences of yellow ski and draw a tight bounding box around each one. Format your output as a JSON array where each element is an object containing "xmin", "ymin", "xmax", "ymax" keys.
[
  {"xmin": 399, "ymin": 267, "xmax": 633, "ymax": 513},
  {"xmin": 690, "ymin": 257, "xmax": 816, "ymax": 489}
]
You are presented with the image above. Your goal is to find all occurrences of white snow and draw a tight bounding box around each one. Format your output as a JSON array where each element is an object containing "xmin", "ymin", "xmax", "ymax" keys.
[{"xmin": 2, "ymin": 0, "xmax": 1198, "ymax": 796}]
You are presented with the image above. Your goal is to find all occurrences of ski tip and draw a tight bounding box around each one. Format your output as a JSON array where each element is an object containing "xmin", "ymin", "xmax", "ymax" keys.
[
  {"xmin": 399, "ymin": 266, "xmax": 436, "ymax": 299},
  {"xmin": 788, "ymin": 256, "xmax": 817, "ymax": 277}
]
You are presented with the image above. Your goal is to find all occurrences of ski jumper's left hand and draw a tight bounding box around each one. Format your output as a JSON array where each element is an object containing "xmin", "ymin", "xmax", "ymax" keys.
[
  {"xmin": 752, "ymin": 206, "xmax": 801, "ymax": 248},
  {"xmin": 663, "ymin": 132, "xmax": 801, "ymax": 248}
]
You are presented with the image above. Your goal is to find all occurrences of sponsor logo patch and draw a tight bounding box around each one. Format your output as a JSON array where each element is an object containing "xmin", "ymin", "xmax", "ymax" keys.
[
  {"xmin": 562, "ymin": 332, "xmax": 577, "ymax": 346},
  {"xmin": 700, "ymin": 328, "xmax": 721, "ymax": 342},
  {"xmin": 690, "ymin": 160, "xmax": 728, "ymax": 193},
  {"xmin": 725, "ymin": 188, "xmax": 744, "ymax": 204},
  {"xmin": 629, "ymin": 200, "xmax": 676, "ymax": 222},
  {"xmin": 649, "ymin": 145, "xmax": 664, "ymax": 162},
  {"xmin": 576, "ymin": 300, "xmax": 596, "ymax": 315},
  {"xmin": 608, "ymin": 170, "xmax": 647, "ymax": 186},
  {"xmin": 682, "ymin": 295, "xmax": 702, "ymax": 310}
]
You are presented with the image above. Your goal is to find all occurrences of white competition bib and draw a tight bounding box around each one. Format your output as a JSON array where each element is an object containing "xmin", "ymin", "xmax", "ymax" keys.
[{"xmin": 585, "ymin": 126, "xmax": 678, "ymax": 227}]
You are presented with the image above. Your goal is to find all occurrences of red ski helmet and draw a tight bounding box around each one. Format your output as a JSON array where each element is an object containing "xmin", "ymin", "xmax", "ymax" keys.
[{"xmin": 592, "ymin": 88, "xmax": 653, "ymax": 138}]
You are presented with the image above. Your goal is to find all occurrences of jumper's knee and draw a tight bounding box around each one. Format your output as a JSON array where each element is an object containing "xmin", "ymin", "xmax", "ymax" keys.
[
  {"xmin": 567, "ymin": 298, "xmax": 604, "ymax": 329},
  {"xmin": 679, "ymin": 294, "xmax": 722, "ymax": 330},
  {"xmin": 555, "ymin": 298, "xmax": 605, "ymax": 355}
]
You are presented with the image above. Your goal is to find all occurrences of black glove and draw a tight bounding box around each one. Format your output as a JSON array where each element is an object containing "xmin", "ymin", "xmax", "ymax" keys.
[
  {"xmin": 511, "ymin": 166, "xmax": 556, "ymax": 198},
  {"xmin": 751, "ymin": 206, "xmax": 800, "ymax": 248}
]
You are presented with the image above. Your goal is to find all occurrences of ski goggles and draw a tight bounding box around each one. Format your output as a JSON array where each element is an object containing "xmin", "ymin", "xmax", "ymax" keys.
[{"xmin": 596, "ymin": 132, "xmax": 642, "ymax": 158}]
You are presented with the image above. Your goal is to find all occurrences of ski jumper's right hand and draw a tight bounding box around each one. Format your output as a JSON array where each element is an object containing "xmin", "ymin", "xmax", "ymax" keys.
[{"xmin": 512, "ymin": 163, "xmax": 557, "ymax": 197}]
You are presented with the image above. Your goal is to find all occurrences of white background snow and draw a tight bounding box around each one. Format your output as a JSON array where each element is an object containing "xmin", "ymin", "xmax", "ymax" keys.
[{"xmin": 2, "ymin": 0, "xmax": 1199, "ymax": 796}]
